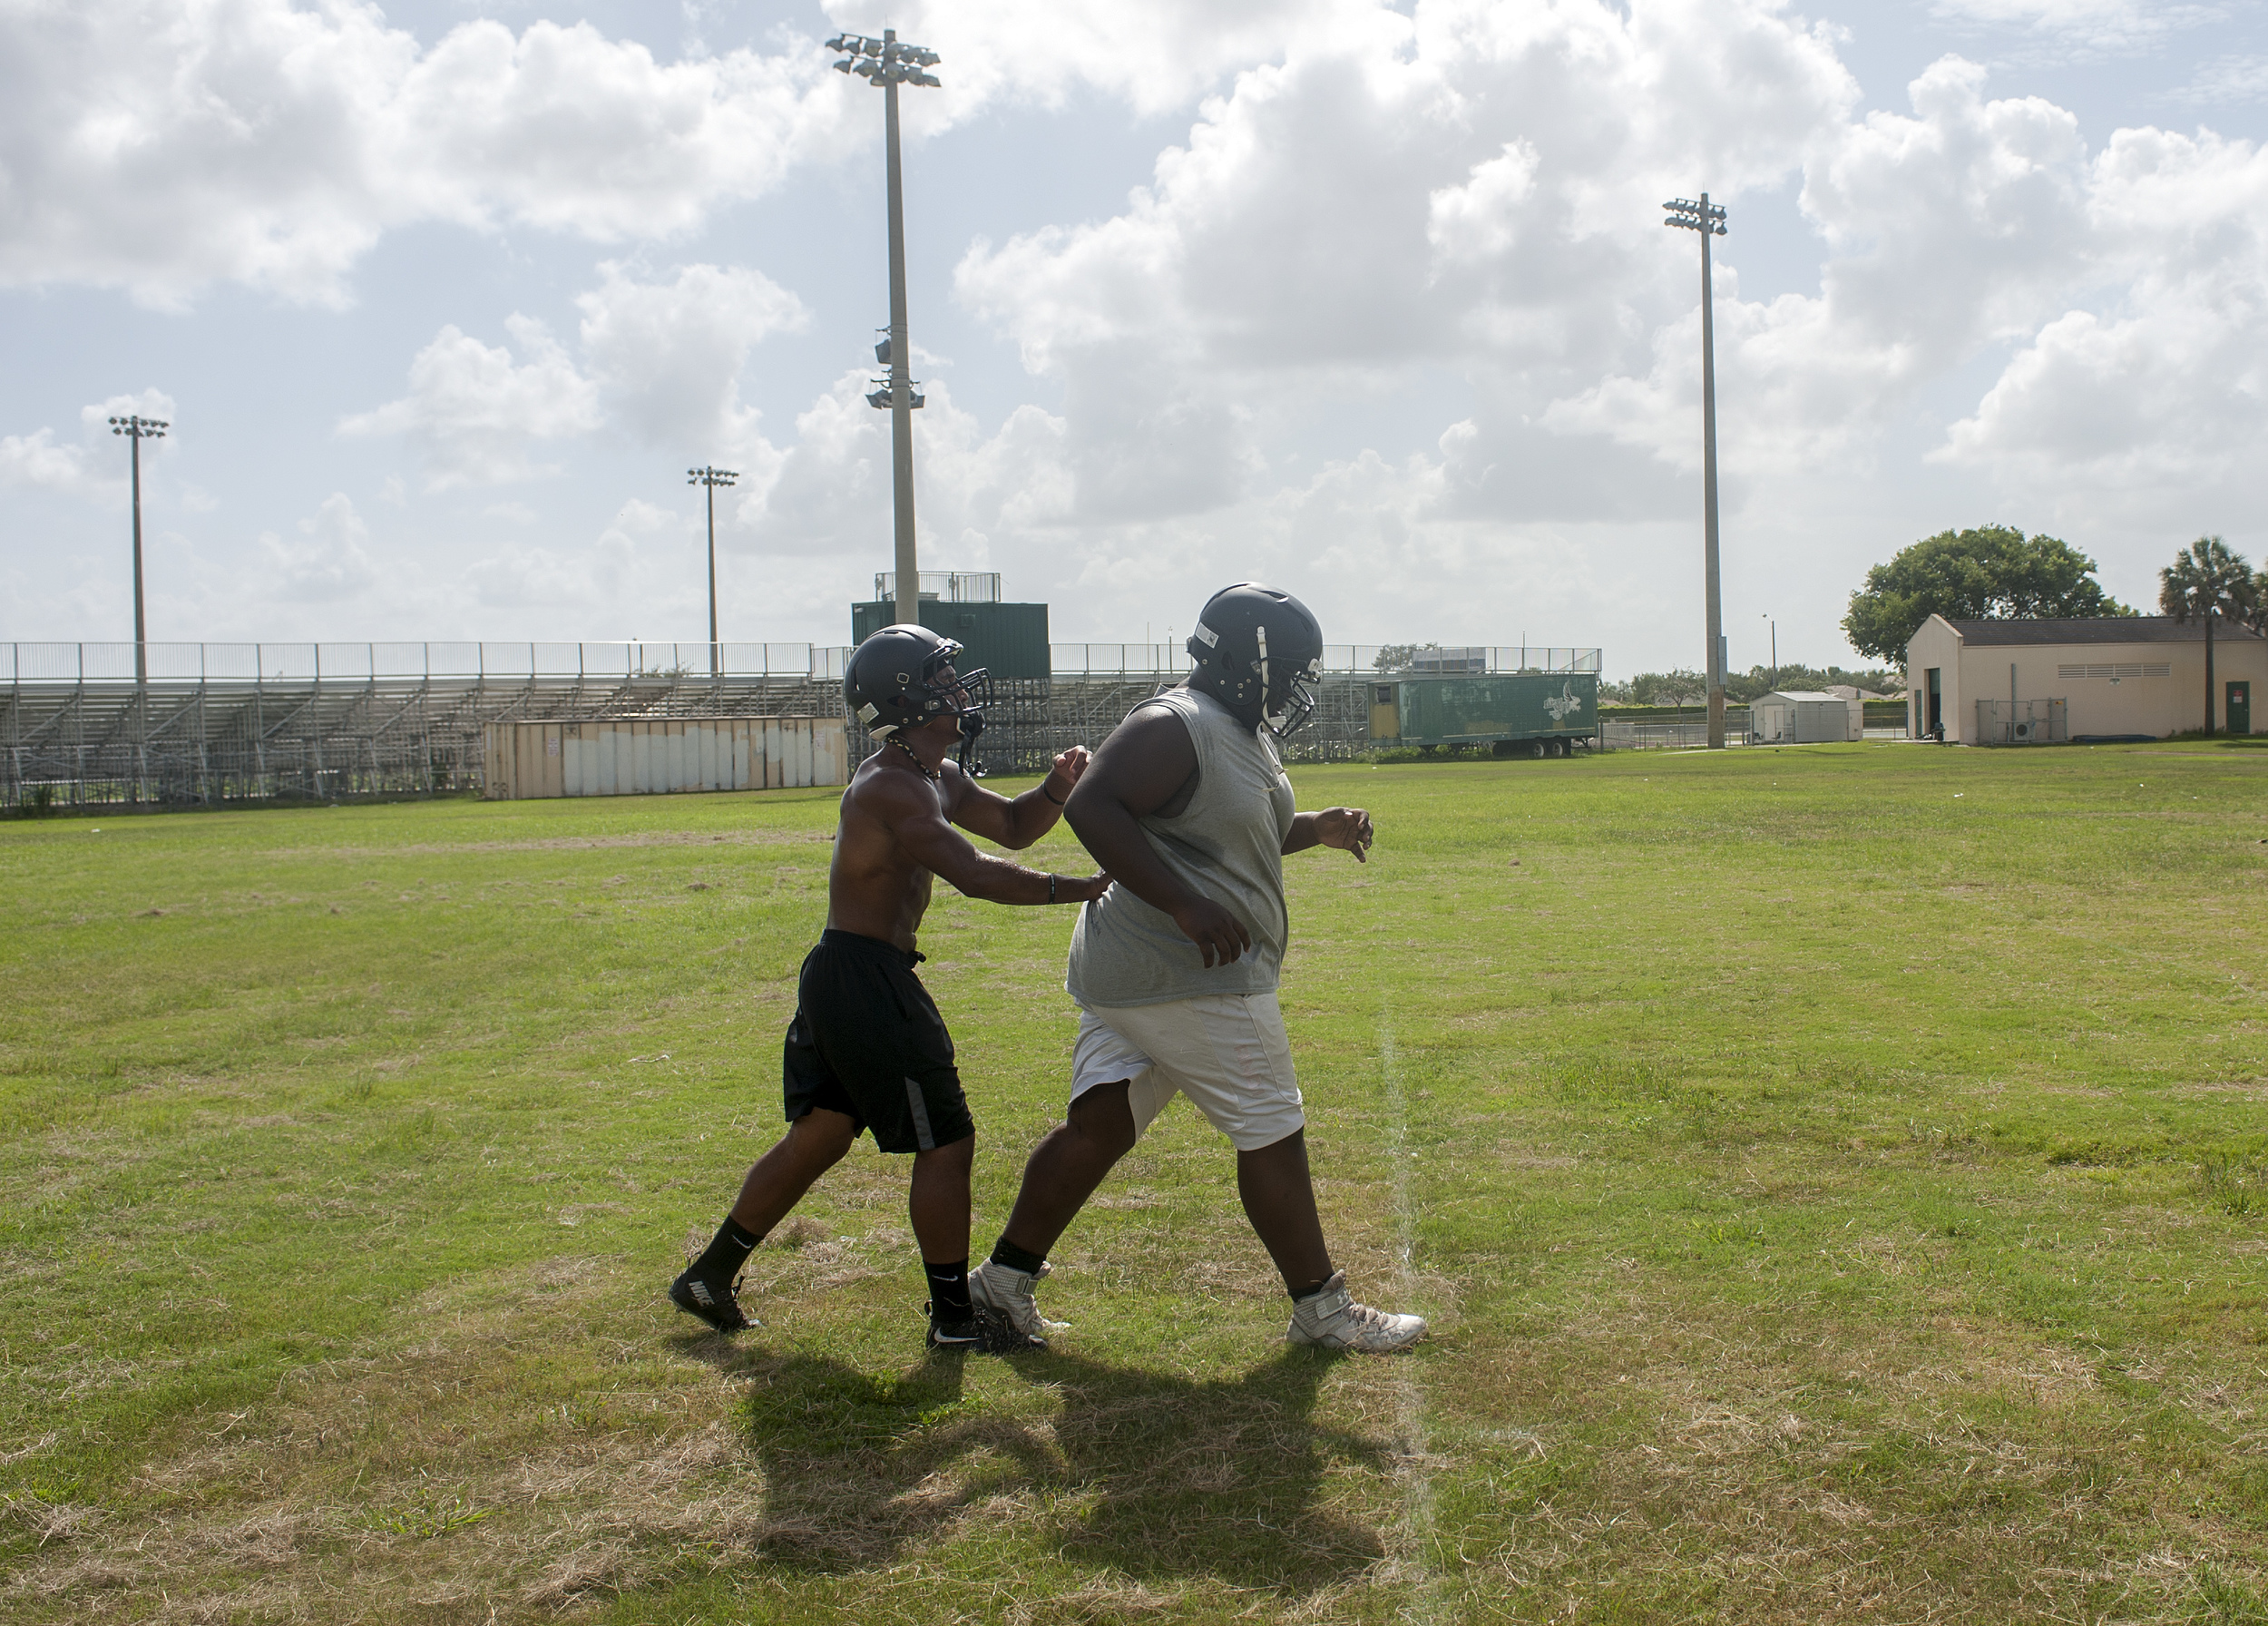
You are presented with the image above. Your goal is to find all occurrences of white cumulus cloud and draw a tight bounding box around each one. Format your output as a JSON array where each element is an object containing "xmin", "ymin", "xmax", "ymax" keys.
[
  {"xmin": 0, "ymin": 428, "xmax": 101, "ymax": 496},
  {"xmin": 953, "ymin": 0, "xmax": 1859, "ymax": 530},
  {"xmin": 817, "ymin": 0, "xmax": 1403, "ymax": 119},
  {"xmin": 464, "ymin": 499, "xmax": 681, "ymax": 622},
  {"xmin": 1938, "ymin": 123, "xmax": 2268, "ymax": 522},
  {"xmin": 259, "ymin": 493, "xmax": 378, "ymax": 602},
  {"xmin": 2, "ymin": 388, "xmax": 177, "ymax": 501},
  {"xmin": 576, "ymin": 261, "xmax": 807, "ymax": 454},
  {"xmin": 0, "ymin": 2, "xmax": 851, "ymax": 307},
  {"xmin": 339, "ymin": 317, "xmax": 601, "ymax": 489}
]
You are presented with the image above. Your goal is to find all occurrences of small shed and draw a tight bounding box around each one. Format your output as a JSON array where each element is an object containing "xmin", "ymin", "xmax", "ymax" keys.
[{"xmin": 1752, "ymin": 691, "xmax": 1862, "ymax": 743}]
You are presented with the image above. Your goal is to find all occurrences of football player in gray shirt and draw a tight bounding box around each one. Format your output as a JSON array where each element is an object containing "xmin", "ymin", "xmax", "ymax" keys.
[{"xmin": 972, "ymin": 583, "xmax": 1426, "ymax": 1354}]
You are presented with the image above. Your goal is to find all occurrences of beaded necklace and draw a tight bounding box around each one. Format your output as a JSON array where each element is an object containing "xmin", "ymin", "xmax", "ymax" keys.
[{"xmin": 894, "ymin": 737, "xmax": 940, "ymax": 782}]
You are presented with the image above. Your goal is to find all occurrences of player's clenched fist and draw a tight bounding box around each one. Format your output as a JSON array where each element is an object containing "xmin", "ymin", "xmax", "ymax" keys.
[
  {"xmin": 1169, "ymin": 895, "xmax": 1255, "ymax": 966},
  {"xmin": 1311, "ymin": 806, "xmax": 1374, "ymax": 862},
  {"xmin": 1051, "ymin": 746, "xmax": 1092, "ymax": 785}
]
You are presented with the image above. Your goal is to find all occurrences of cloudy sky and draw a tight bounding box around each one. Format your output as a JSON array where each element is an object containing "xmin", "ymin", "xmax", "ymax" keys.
[{"xmin": 3, "ymin": 0, "xmax": 2263, "ymax": 674}]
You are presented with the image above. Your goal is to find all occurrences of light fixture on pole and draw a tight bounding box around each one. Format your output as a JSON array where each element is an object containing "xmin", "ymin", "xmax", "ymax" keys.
[
  {"xmin": 688, "ymin": 465, "xmax": 739, "ymax": 676},
  {"xmin": 110, "ymin": 413, "xmax": 169, "ymax": 685},
  {"xmin": 1664, "ymin": 192, "xmax": 1729, "ymax": 749},
  {"xmin": 828, "ymin": 27, "xmax": 942, "ymax": 630}
]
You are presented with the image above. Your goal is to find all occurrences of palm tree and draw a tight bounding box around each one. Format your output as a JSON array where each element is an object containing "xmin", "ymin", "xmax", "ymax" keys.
[{"xmin": 2158, "ymin": 536, "xmax": 2257, "ymax": 735}]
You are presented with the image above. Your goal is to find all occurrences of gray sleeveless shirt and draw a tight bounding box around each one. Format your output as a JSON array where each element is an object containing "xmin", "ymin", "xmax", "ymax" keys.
[{"xmin": 1066, "ymin": 685, "xmax": 1297, "ymax": 1008}]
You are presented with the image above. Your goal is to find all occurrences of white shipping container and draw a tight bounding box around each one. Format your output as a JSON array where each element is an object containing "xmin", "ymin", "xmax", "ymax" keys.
[{"xmin": 483, "ymin": 717, "xmax": 849, "ymax": 798}]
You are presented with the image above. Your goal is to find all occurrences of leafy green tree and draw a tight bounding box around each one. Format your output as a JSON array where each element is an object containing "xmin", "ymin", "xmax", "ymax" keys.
[
  {"xmin": 1724, "ymin": 664, "xmax": 1902, "ymax": 703},
  {"xmin": 1842, "ymin": 525, "xmax": 2133, "ymax": 662},
  {"xmin": 1372, "ymin": 642, "xmax": 1438, "ymax": 672},
  {"xmin": 1629, "ymin": 669, "xmax": 1708, "ymax": 705},
  {"xmin": 2159, "ymin": 535, "xmax": 2257, "ymax": 735}
]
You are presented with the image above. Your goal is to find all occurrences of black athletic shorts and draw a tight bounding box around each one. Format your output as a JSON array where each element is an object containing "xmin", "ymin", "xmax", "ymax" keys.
[{"xmin": 782, "ymin": 929, "xmax": 973, "ymax": 1154}]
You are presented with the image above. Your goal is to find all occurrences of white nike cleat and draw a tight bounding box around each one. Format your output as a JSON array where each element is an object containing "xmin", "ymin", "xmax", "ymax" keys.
[
  {"xmin": 968, "ymin": 1259, "xmax": 1067, "ymax": 1347},
  {"xmin": 1286, "ymin": 1271, "xmax": 1425, "ymax": 1353}
]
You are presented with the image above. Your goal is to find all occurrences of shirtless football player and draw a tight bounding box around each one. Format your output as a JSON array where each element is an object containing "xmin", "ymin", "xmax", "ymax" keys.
[{"xmin": 669, "ymin": 623, "xmax": 1108, "ymax": 1349}]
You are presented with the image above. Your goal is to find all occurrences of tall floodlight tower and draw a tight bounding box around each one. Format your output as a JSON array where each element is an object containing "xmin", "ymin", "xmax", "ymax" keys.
[
  {"xmin": 110, "ymin": 413, "xmax": 170, "ymax": 685},
  {"xmin": 1664, "ymin": 193, "xmax": 1729, "ymax": 749},
  {"xmin": 688, "ymin": 465, "xmax": 739, "ymax": 676},
  {"xmin": 828, "ymin": 28, "xmax": 942, "ymax": 629}
]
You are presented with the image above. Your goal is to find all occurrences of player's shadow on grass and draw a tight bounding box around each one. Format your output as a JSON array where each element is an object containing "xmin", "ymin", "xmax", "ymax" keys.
[
  {"xmin": 1032, "ymin": 1347, "xmax": 1391, "ymax": 1591},
  {"xmin": 705, "ymin": 1339, "xmax": 1388, "ymax": 1592}
]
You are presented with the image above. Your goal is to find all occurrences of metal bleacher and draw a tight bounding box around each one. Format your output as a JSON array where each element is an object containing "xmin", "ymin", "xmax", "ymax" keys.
[
  {"xmin": 5, "ymin": 640, "xmax": 1605, "ymax": 808},
  {"xmin": 1, "ymin": 642, "xmax": 850, "ymax": 808}
]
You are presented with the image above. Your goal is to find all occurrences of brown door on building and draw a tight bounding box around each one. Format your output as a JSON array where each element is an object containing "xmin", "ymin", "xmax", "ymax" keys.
[
  {"xmin": 2229, "ymin": 681, "xmax": 2252, "ymax": 737},
  {"xmin": 1925, "ymin": 668, "xmax": 1942, "ymax": 739}
]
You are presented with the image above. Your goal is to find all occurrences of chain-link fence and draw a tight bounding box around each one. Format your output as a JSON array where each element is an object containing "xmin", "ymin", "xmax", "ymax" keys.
[{"xmin": 1600, "ymin": 709, "xmax": 1754, "ymax": 749}]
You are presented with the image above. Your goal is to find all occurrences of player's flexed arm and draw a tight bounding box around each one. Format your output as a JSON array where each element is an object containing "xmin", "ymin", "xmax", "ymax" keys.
[
  {"xmin": 898, "ymin": 767, "xmax": 1108, "ymax": 906},
  {"xmin": 947, "ymin": 747, "xmax": 1092, "ymax": 851},
  {"xmin": 1065, "ymin": 707, "xmax": 1256, "ymax": 967},
  {"xmin": 828, "ymin": 753, "xmax": 1108, "ymax": 949}
]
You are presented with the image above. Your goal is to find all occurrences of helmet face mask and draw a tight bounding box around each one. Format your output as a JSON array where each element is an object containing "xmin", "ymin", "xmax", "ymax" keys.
[{"xmin": 1185, "ymin": 583, "xmax": 1325, "ymax": 738}]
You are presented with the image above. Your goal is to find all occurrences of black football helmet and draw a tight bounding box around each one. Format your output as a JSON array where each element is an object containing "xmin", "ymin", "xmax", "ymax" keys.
[
  {"xmin": 846, "ymin": 624, "xmax": 992, "ymax": 771},
  {"xmin": 1185, "ymin": 583, "xmax": 1325, "ymax": 737}
]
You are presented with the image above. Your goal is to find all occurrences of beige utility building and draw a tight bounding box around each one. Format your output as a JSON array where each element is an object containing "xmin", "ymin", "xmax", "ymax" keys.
[{"xmin": 1905, "ymin": 616, "xmax": 2265, "ymax": 744}]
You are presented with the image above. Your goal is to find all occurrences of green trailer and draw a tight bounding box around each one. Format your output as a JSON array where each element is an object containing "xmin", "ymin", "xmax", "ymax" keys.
[{"xmin": 1368, "ymin": 672, "xmax": 1600, "ymax": 757}]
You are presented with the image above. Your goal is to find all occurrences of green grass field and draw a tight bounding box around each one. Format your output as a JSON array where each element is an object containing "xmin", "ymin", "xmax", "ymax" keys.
[{"xmin": 4, "ymin": 740, "xmax": 2266, "ymax": 1624}]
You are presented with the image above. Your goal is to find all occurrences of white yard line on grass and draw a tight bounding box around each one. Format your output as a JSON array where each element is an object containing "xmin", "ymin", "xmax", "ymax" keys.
[{"xmin": 1380, "ymin": 1014, "xmax": 1441, "ymax": 1619}]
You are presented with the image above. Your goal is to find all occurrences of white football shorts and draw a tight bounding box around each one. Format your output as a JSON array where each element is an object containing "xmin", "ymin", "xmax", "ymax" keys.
[{"xmin": 1070, "ymin": 992, "xmax": 1305, "ymax": 1151}]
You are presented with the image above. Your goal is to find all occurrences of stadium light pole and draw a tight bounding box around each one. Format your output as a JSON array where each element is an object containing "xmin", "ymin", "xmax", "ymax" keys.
[
  {"xmin": 829, "ymin": 27, "xmax": 942, "ymax": 628},
  {"xmin": 1665, "ymin": 193, "xmax": 1729, "ymax": 749},
  {"xmin": 110, "ymin": 413, "xmax": 168, "ymax": 685},
  {"xmin": 688, "ymin": 465, "xmax": 738, "ymax": 676},
  {"xmin": 1764, "ymin": 612, "xmax": 1775, "ymax": 690}
]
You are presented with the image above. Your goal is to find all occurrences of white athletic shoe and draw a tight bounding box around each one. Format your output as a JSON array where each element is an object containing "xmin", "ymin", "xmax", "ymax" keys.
[
  {"xmin": 1286, "ymin": 1271, "xmax": 1426, "ymax": 1353},
  {"xmin": 968, "ymin": 1259, "xmax": 1067, "ymax": 1347}
]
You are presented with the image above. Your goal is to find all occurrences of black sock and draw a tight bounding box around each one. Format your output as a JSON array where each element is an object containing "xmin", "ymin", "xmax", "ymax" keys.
[
  {"xmin": 924, "ymin": 1258, "xmax": 972, "ymax": 1318},
  {"xmin": 989, "ymin": 1238, "xmax": 1047, "ymax": 1277},
  {"xmin": 691, "ymin": 1217, "xmax": 761, "ymax": 1282},
  {"xmin": 1289, "ymin": 1278, "xmax": 1332, "ymax": 1304}
]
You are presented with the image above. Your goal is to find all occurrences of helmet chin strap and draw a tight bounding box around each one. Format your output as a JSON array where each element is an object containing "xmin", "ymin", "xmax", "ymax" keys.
[
  {"xmin": 955, "ymin": 710, "xmax": 986, "ymax": 777},
  {"xmin": 1255, "ymin": 622, "xmax": 1295, "ymax": 731}
]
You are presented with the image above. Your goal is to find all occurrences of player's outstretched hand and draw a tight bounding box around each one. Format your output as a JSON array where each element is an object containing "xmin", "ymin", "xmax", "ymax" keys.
[
  {"xmin": 1061, "ymin": 872, "xmax": 1112, "ymax": 904},
  {"xmin": 1313, "ymin": 806, "xmax": 1375, "ymax": 863},
  {"xmin": 1171, "ymin": 896, "xmax": 1254, "ymax": 966}
]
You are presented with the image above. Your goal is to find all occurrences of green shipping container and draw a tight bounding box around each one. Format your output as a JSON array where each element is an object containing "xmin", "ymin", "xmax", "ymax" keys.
[
  {"xmin": 850, "ymin": 600, "xmax": 1051, "ymax": 681},
  {"xmin": 1380, "ymin": 672, "xmax": 1599, "ymax": 747}
]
